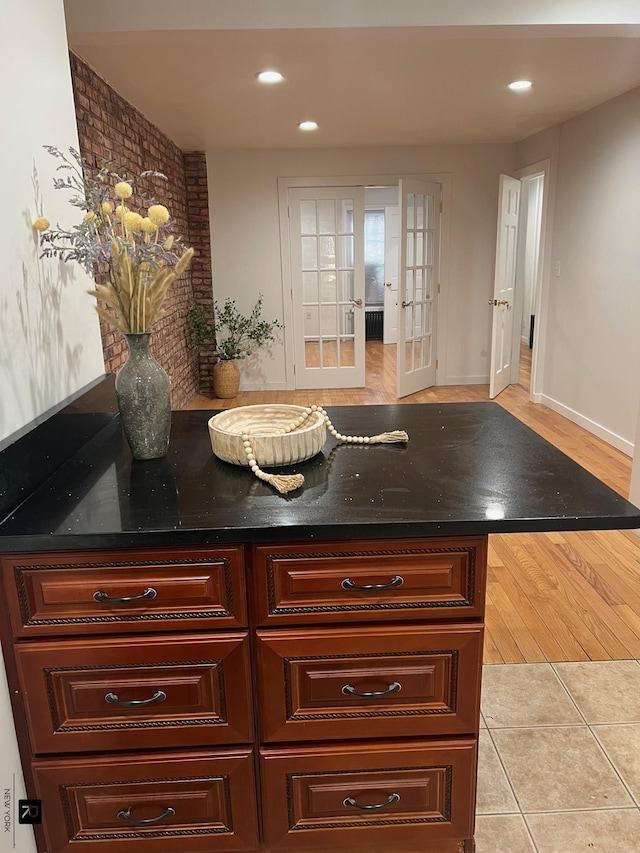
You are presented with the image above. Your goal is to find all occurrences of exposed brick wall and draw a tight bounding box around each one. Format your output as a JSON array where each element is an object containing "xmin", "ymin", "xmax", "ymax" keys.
[
  {"xmin": 69, "ymin": 51, "xmax": 211, "ymax": 409},
  {"xmin": 184, "ymin": 152, "xmax": 215, "ymax": 395}
]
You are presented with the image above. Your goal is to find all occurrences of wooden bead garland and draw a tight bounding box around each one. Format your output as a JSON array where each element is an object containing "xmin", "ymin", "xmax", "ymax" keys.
[{"xmin": 241, "ymin": 405, "xmax": 408, "ymax": 494}]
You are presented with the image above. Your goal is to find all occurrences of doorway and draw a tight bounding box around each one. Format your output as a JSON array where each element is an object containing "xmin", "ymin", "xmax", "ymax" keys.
[
  {"xmin": 517, "ymin": 173, "xmax": 544, "ymax": 393},
  {"xmin": 281, "ymin": 177, "xmax": 443, "ymax": 398},
  {"xmin": 489, "ymin": 164, "xmax": 548, "ymax": 399}
]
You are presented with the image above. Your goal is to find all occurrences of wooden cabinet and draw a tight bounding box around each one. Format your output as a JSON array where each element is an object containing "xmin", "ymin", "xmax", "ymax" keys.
[
  {"xmin": 32, "ymin": 748, "xmax": 260, "ymax": 853},
  {"xmin": 0, "ymin": 536, "xmax": 486, "ymax": 853},
  {"xmin": 15, "ymin": 632, "xmax": 254, "ymax": 753},
  {"xmin": 256, "ymin": 623, "xmax": 483, "ymax": 742},
  {"xmin": 253, "ymin": 538, "xmax": 486, "ymax": 626},
  {"xmin": 260, "ymin": 739, "xmax": 477, "ymax": 850},
  {"xmin": 3, "ymin": 546, "xmax": 247, "ymax": 636}
]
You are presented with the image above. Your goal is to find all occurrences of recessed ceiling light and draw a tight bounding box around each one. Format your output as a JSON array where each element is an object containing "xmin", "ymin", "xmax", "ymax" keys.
[
  {"xmin": 298, "ymin": 121, "xmax": 319, "ymax": 132},
  {"xmin": 507, "ymin": 80, "xmax": 532, "ymax": 91},
  {"xmin": 256, "ymin": 70, "xmax": 284, "ymax": 84}
]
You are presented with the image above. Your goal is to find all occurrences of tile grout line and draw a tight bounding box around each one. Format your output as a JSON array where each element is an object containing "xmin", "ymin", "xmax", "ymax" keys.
[
  {"xmin": 480, "ymin": 660, "xmax": 640, "ymax": 851},
  {"xmin": 483, "ymin": 726, "xmax": 532, "ymax": 826},
  {"xmin": 588, "ymin": 723, "xmax": 640, "ymax": 808},
  {"xmin": 520, "ymin": 805, "xmax": 640, "ymax": 815},
  {"xmin": 480, "ymin": 661, "xmax": 550, "ymax": 846},
  {"xmin": 476, "ymin": 812, "xmax": 540, "ymax": 853},
  {"xmin": 550, "ymin": 660, "xmax": 640, "ymax": 808},
  {"xmin": 548, "ymin": 662, "xmax": 590, "ymax": 725}
]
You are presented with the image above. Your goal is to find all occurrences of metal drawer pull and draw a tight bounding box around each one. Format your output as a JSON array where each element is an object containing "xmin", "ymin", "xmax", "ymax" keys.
[
  {"xmin": 343, "ymin": 793, "xmax": 400, "ymax": 811},
  {"xmin": 341, "ymin": 576, "xmax": 404, "ymax": 591},
  {"xmin": 117, "ymin": 806, "xmax": 175, "ymax": 826},
  {"xmin": 93, "ymin": 588, "xmax": 157, "ymax": 604},
  {"xmin": 105, "ymin": 690, "xmax": 166, "ymax": 707},
  {"xmin": 342, "ymin": 682, "xmax": 401, "ymax": 698}
]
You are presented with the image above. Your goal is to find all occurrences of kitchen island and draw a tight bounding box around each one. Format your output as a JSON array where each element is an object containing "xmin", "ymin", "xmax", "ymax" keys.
[{"xmin": 1, "ymin": 397, "xmax": 639, "ymax": 853}]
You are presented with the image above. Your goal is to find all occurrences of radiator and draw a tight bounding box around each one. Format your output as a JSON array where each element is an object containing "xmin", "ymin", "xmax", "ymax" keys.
[{"xmin": 365, "ymin": 309, "xmax": 384, "ymax": 341}]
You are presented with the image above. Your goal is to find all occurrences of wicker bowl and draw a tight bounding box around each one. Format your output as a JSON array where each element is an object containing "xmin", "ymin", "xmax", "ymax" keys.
[{"xmin": 208, "ymin": 404, "xmax": 326, "ymax": 467}]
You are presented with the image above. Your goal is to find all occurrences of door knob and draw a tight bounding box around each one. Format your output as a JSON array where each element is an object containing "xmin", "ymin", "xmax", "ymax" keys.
[
  {"xmin": 351, "ymin": 298, "xmax": 363, "ymax": 307},
  {"xmin": 402, "ymin": 300, "xmax": 414, "ymax": 308},
  {"xmin": 488, "ymin": 299, "xmax": 510, "ymax": 308},
  {"xmin": 384, "ymin": 282, "xmax": 393, "ymax": 288}
]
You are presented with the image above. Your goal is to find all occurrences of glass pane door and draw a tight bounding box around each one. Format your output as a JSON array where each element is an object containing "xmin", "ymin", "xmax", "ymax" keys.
[
  {"xmin": 397, "ymin": 180, "xmax": 441, "ymax": 397},
  {"xmin": 289, "ymin": 188, "xmax": 365, "ymax": 389}
]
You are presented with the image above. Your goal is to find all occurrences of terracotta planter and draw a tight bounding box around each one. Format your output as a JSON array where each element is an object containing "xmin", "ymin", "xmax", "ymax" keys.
[{"xmin": 213, "ymin": 360, "xmax": 241, "ymax": 399}]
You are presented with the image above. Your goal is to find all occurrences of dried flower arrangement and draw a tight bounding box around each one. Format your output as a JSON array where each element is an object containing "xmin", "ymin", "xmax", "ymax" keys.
[{"xmin": 33, "ymin": 146, "xmax": 193, "ymax": 333}]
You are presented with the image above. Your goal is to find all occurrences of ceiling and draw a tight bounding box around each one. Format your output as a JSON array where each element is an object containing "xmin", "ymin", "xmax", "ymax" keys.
[{"xmin": 65, "ymin": 19, "xmax": 640, "ymax": 150}]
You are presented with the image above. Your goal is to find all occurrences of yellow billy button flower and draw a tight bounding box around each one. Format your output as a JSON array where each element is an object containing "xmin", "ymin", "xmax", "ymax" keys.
[
  {"xmin": 32, "ymin": 217, "xmax": 50, "ymax": 232},
  {"xmin": 83, "ymin": 211, "xmax": 96, "ymax": 223},
  {"xmin": 147, "ymin": 204, "xmax": 170, "ymax": 226},
  {"xmin": 114, "ymin": 181, "xmax": 133, "ymax": 200},
  {"xmin": 163, "ymin": 235, "xmax": 174, "ymax": 250},
  {"xmin": 115, "ymin": 204, "xmax": 129, "ymax": 219},
  {"xmin": 101, "ymin": 201, "xmax": 113, "ymax": 216},
  {"xmin": 141, "ymin": 217, "xmax": 158, "ymax": 234},
  {"xmin": 123, "ymin": 211, "xmax": 144, "ymax": 232}
]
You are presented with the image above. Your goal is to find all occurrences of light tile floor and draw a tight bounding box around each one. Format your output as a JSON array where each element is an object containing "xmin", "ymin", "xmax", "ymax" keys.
[{"xmin": 476, "ymin": 660, "xmax": 640, "ymax": 852}]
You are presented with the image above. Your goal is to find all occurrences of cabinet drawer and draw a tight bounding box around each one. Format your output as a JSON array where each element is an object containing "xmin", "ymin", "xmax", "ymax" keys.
[
  {"xmin": 2, "ymin": 546, "xmax": 247, "ymax": 637},
  {"xmin": 253, "ymin": 537, "xmax": 486, "ymax": 626},
  {"xmin": 257, "ymin": 624, "xmax": 482, "ymax": 742},
  {"xmin": 32, "ymin": 748, "xmax": 259, "ymax": 853},
  {"xmin": 16, "ymin": 633, "xmax": 253, "ymax": 754},
  {"xmin": 260, "ymin": 738, "xmax": 476, "ymax": 849}
]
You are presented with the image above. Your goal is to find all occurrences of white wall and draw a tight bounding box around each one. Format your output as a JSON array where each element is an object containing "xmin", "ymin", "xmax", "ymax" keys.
[
  {"xmin": 0, "ymin": 0, "xmax": 104, "ymax": 448},
  {"xmin": 207, "ymin": 143, "xmax": 514, "ymax": 389},
  {"xmin": 0, "ymin": 2, "xmax": 104, "ymax": 849},
  {"xmin": 519, "ymin": 88, "xmax": 640, "ymax": 453}
]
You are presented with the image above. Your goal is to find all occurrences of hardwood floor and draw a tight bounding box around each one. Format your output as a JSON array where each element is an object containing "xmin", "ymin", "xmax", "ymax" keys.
[{"xmin": 188, "ymin": 342, "xmax": 640, "ymax": 664}]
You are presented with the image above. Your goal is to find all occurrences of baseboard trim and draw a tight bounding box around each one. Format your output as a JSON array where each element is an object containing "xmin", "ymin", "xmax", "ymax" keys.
[
  {"xmin": 538, "ymin": 394, "xmax": 634, "ymax": 457},
  {"xmin": 239, "ymin": 381, "xmax": 289, "ymax": 392},
  {"xmin": 441, "ymin": 375, "xmax": 488, "ymax": 386}
]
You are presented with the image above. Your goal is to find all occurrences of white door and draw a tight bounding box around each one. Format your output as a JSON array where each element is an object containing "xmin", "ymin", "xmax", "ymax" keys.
[
  {"xmin": 383, "ymin": 205, "xmax": 399, "ymax": 344},
  {"xmin": 489, "ymin": 175, "xmax": 521, "ymax": 399},
  {"xmin": 289, "ymin": 187, "xmax": 365, "ymax": 389},
  {"xmin": 397, "ymin": 179, "xmax": 441, "ymax": 398}
]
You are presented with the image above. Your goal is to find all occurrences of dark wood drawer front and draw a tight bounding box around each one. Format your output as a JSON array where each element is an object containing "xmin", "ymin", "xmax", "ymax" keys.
[
  {"xmin": 253, "ymin": 537, "xmax": 486, "ymax": 626},
  {"xmin": 260, "ymin": 739, "xmax": 476, "ymax": 849},
  {"xmin": 16, "ymin": 633, "xmax": 253, "ymax": 753},
  {"xmin": 2, "ymin": 546, "xmax": 247, "ymax": 637},
  {"xmin": 257, "ymin": 625, "xmax": 482, "ymax": 742},
  {"xmin": 32, "ymin": 748, "xmax": 259, "ymax": 853}
]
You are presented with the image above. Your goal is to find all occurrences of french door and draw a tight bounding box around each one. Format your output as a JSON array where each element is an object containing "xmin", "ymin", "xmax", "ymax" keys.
[
  {"xmin": 289, "ymin": 187, "xmax": 365, "ymax": 389},
  {"xmin": 396, "ymin": 179, "xmax": 440, "ymax": 398},
  {"xmin": 383, "ymin": 205, "xmax": 400, "ymax": 344}
]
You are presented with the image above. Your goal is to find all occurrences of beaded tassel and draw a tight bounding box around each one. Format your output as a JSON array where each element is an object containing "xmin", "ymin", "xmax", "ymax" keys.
[
  {"xmin": 241, "ymin": 405, "xmax": 408, "ymax": 494},
  {"xmin": 312, "ymin": 405, "xmax": 409, "ymax": 445},
  {"xmin": 241, "ymin": 433, "xmax": 305, "ymax": 494}
]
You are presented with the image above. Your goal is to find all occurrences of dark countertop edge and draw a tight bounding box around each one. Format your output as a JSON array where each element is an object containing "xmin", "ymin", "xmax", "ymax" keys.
[
  {"xmin": 1, "ymin": 515, "xmax": 638, "ymax": 554},
  {"xmin": 0, "ymin": 375, "xmax": 119, "ymax": 522}
]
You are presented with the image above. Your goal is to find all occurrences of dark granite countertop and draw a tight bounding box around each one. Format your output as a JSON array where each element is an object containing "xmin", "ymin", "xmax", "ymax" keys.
[{"xmin": 0, "ymin": 402, "xmax": 638, "ymax": 553}]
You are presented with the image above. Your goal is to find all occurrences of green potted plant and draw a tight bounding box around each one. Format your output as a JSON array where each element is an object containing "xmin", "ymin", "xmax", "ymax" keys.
[{"xmin": 187, "ymin": 295, "xmax": 282, "ymax": 398}]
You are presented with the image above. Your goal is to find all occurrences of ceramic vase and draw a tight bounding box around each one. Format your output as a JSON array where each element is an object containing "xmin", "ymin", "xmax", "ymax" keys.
[{"xmin": 115, "ymin": 333, "xmax": 171, "ymax": 460}]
